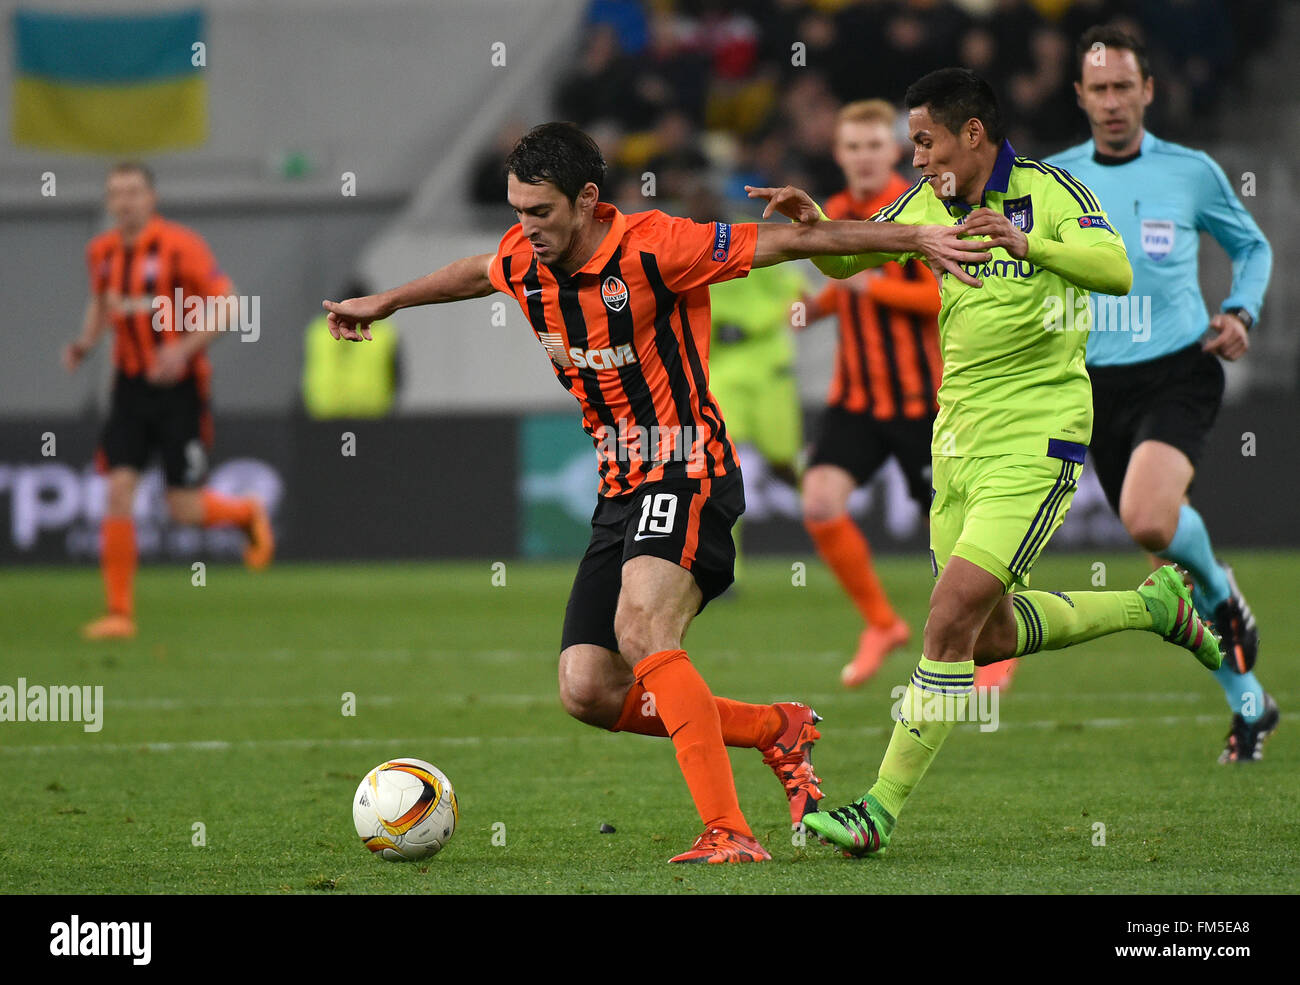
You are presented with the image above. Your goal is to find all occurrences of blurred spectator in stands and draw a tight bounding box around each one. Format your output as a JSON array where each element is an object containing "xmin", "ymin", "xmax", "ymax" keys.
[
  {"xmin": 469, "ymin": 118, "xmax": 527, "ymax": 214},
  {"xmin": 1004, "ymin": 26, "xmax": 1084, "ymax": 151},
  {"xmin": 958, "ymin": 26, "xmax": 1004, "ymax": 92},
  {"xmin": 642, "ymin": 110, "xmax": 712, "ymax": 211},
  {"xmin": 302, "ymin": 281, "xmax": 400, "ymax": 419},
  {"xmin": 1137, "ymin": 0, "xmax": 1233, "ymax": 127},
  {"xmin": 586, "ymin": 0, "xmax": 650, "ymax": 55},
  {"xmin": 557, "ymin": 23, "xmax": 656, "ymax": 130},
  {"xmin": 778, "ymin": 71, "xmax": 842, "ymax": 198}
]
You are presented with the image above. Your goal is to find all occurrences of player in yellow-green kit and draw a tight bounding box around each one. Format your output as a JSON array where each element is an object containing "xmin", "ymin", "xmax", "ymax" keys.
[
  {"xmin": 708, "ymin": 262, "xmax": 806, "ymax": 579},
  {"xmin": 749, "ymin": 68, "xmax": 1223, "ymax": 856}
]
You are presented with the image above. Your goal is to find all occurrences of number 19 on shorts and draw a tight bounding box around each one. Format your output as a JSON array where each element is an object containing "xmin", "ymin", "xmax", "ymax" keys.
[{"xmin": 635, "ymin": 493, "xmax": 678, "ymax": 540}]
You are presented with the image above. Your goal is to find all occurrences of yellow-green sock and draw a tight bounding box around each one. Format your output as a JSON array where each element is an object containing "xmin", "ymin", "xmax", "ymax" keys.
[
  {"xmin": 1011, "ymin": 590, "xmax": 1151, "ymax": 656},
  {"xmin": 866, "ymin": 656, "xmax": 974, "ymax": 827}
]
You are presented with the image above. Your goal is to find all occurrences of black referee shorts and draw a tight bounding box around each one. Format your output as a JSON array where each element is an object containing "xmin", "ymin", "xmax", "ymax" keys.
[
  {"xmin": 1088, "ymin": 342, "xmax": 1225, "ymax": 512},
  {"xmin": 560, "ymin": 470, "xmax": 745, "ymax": 652},
  {"xmin": 97, "ymin": 372, "xmax": 211, "ymax": 488}
]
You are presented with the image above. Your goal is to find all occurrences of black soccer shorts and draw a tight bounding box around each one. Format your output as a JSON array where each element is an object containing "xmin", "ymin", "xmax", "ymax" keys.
[
  {"xmin": 808, "ymin": 406, "xmax": 935, "ymax": 507},
  {"xmin": 1087, "ymin": 342, "xmax": 1225, "ymax": 512},
  {"xmin": 560, "ymin": 470, "xmax": 745, "ymax": 652},
  {"xmin": 97, "ymin": 372, "xmax": 211, "ymax": 488}
]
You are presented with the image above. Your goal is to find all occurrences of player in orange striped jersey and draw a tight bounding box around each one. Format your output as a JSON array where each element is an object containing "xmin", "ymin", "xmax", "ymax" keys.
[
  {"xmin": 801, "ymin": 101, "xmax": 943, "ymax": 687},
  {"xmin": 324, "ymin": 123, "xmax": 989, "ymax": 863},
  {"xmin": 63, "ymin": 163, "xmax": 273, "ymax": 640}
]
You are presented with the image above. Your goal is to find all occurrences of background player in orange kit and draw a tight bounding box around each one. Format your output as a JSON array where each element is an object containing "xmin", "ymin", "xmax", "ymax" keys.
[
  {"xmin": 63, "ymin": 162, "xmax": 273, "ymax": 640},
  {"xmin": 802, "ymin": 100, "xmax": 942, "ymax": 687},
  {"xmin": 323, "ymin": 123, "xmax": 989, "ymax": 864}
]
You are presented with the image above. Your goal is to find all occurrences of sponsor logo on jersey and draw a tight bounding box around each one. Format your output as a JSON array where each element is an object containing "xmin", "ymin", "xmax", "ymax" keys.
[
  {"xmin": 1003, "ymin": 195, "xmax": 1033, "ymax": 233},
  {"xmin": 1141, "ymin": 218, "xmax": 1175, "ymax": 261},
  {"xmin": 959, "ymin": 258, "xmax": 1037, "ymax": 280},
  {"xmin": 1077, "ymin": 214, "xmax": 1114, "ymax": 233},
  {"xmin": 712, "ymin": 221, "xmax": 732, "ymax": 261},
  {"xmin": 601, "ymin": 276, "xmax": 628, "ymax": 311},
  {"xmin": 537, "ymin": 332, "xmax": 638, "ymax": 371}
]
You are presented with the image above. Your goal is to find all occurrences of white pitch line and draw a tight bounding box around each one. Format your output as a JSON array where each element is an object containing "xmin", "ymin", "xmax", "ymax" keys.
[
  {"xmin": 86, "ymin": 690, "xmax": 1239, "ymax": 713},
  {"xmin": 0, "ymin": 713, "xmax": 1232, "ymax": 756},
  {"xmin": 2, "ymin": 734, "xmax": 573, "ymax": 755},
  {"xmin": 105, "ymin": 693, "xmax": 555, "ymax": 711}
]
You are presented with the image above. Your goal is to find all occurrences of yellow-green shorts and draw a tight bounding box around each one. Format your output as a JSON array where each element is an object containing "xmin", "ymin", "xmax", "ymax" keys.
[
  {"xmin": 709, "ymin": 365, "xmax": 802, "ymax": 467},
  {"xmin": 929, "ymin": 440, "xmax": 1086, "ymax": 590}
]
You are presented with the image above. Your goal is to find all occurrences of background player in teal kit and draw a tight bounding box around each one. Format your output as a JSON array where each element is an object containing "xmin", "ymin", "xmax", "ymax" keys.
[{"xmin": 1049, "ymin": 26, "xmax": 1276, "ymax": 762}]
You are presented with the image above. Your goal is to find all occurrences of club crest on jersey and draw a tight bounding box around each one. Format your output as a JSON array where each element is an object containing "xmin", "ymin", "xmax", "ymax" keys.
[
  {"xmin": 601, "ymin": 276, "xmax": 629, "ymax": 311},
  {"xmin": 1002, "ymin": 196, "xmax": 1033, "ymax": 233},
  {"xmin": 1141, "ymin": 218, "xmax": 1175, "ymax": 261}
]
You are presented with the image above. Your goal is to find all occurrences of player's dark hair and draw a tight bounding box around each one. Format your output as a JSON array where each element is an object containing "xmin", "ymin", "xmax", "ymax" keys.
[
  {"xmin": 504, "ymin": 122, "xmax": 607, "ymax": 202},
  {"xmin": 1076, "ymin": 25, "xmax": 1151, "ymax": 80},
  {"xmin": 904, "ymin": 68, "xmax": 1004, "ymax": 145},
  {"xmin": 108, "ymin": 160, "xmax": 155, "ymax": 188}
]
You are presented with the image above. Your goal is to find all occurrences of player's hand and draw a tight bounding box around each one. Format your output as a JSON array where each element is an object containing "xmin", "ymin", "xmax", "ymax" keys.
[
  {"xmin": 915, "ymin": 224, "xmax": 993, "ymax": 287},
  {"xmin": 62, "ymin": 340, "xmax": 89, "ymax": 373},
  {"xmin": 322, "ymin": 295, "xmax": 393, "ymax": 342},
  {"xmin": 745, "ymin": 184, "xmax": 821, "ymax": 223},
  {"xmin": 147, "ymin": 344, "xmax": 189, "ymax": 385},
  {"xmin": 959, "ymin": 207, "xmax": 1029, "ymax": 260},
  {"xmin": 1203, "ymin": 313, "xmax": 1250, "ymax": 361}
]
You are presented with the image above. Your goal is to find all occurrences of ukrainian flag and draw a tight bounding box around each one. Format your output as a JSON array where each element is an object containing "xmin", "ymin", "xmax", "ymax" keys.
[{"xmin": 12, "ymin": 8, "xmax": 207, "ymax": 153}]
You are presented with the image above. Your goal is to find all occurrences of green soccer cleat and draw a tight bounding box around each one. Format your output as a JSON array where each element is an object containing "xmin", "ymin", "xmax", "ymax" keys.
[
  {"xmin": 1137, "ymin": 565, "xmax": 1223, "ymax": 670},
  {"xmin": 803, "ymin": 795, "xmax": 894, "ymax": 858}
]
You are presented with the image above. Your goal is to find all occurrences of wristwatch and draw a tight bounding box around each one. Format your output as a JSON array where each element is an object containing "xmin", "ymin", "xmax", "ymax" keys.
[{"xmin": 1224, "ymin": 306, "xmax": 1254, "ymax": 331}]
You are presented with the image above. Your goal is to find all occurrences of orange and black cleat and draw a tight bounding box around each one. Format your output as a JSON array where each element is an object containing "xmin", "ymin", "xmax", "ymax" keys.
[
  {"xmin": 668, "ymin": 827, "xmax": 771, "ymax": 864},
  {"xmin": 761, "ymin": 701, "xmax": 824, "ymax": 828},
  {"xmin": 243, "ymin": 500, "xmax": 275, "ymax": 570},
  {"xmin": 81, "ymin": 612, "xmax": 136, "ymax": 640}
]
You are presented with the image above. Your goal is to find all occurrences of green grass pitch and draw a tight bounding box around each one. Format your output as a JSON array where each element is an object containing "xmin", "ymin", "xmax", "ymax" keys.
[{"xmin": 2, "ymin": 552, "xmax": 1296, "ymax": 894}]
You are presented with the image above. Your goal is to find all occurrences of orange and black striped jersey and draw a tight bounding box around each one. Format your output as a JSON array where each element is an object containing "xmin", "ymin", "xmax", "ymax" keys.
[
  {"xmin": 86, "ymin": 214, "xmax": 232, "ymax": 385},
  {"xmin": 810, "ymin": 174, "xmax": 942, "ymax": 420},
  {"xmin": 489, "ymin": 202, "xmax": 757, "ymax": 497}
]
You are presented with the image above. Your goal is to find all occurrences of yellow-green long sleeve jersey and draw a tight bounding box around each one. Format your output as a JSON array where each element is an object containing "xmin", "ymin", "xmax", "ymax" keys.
[{"xmin": 812, "ymin": 140, "xmax": 1132, "ymax": 460}]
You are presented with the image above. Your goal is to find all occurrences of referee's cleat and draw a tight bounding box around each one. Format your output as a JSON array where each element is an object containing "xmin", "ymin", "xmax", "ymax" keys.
[
  {"xmin": 1219, "ymin": 693, "xmax": 1279, "ymax": 764},
  {"xmin": 760, "ymin": 701, "xmax": 824, "ymax": 828},
  {"xmin": 1137, "ymin": 564, "xmax": 1222, "ymax": 670},
  {"xmin": 1213, "ymin": 563, "xmax": 1259, "ymax": 673},
  {"xmin": 803, "ymin": 795, "xmax": 893, "ymax": 858}
]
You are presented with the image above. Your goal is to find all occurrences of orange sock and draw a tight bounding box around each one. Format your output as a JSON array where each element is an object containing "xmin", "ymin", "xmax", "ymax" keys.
[
  {"xmin": 633, "ymin": 649, "xmax": 751, "ymax": 837},
  {"xmin": 201, "ymin": 489, "xmax": 255, "ymax": 528},
  {"xmin": 613, "ymin": 681, "xmax": 783, "ymax": 748},
  {"xmin": 806, "ymin": 514, "xmax": 897, "ymax": 628},
  {"xmin": 101, "ymin": 516, "xmax": 136, "ymax": 617}
]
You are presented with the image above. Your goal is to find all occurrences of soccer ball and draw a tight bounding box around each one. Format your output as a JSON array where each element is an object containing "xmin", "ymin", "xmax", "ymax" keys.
[{"xmin": 352, "ymin": 758, "xmax": 458, "ymax": 861}]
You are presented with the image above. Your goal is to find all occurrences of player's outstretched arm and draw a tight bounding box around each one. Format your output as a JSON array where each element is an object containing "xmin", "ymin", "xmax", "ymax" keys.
[
  {"xmin": 747, "ymin": 184, "xmax": 881, "ymax": 279},
  {"xmin": 752, "ymin": 215, "xmax": 990, "ymax": 287},
  {"xmin": 746, "ymin": 184, "xmax": 990, "ymax": 285},
  {"xmin": 322, "ymin": 253, "xmax": 496, "ymax": 341},
  {"xmin": 962, "ymin": 207, "xmax": 1132, "ymax": 297}
]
